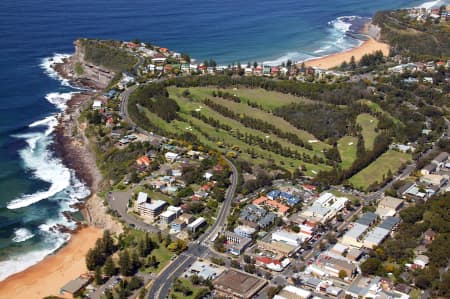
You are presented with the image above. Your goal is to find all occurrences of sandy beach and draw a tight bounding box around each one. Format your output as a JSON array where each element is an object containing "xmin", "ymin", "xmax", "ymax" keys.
[
  {"xmin": 0, "ymin": 227, "xmax": 102, "ymax": 299},
  {"xmin": 303, "ymin": 38, "xmax": 390, "ymax": 69}
]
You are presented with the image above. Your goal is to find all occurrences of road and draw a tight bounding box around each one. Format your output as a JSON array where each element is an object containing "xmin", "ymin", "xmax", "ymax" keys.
[{"xmin": 148, "ymin": 158, "xmax": 238, "ymax": 299}]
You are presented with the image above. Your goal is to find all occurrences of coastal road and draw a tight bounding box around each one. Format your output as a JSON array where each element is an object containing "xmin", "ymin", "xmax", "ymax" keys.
[{"xmin": 147, "ymin": 158, "xmax": 239, "ymax": 299}]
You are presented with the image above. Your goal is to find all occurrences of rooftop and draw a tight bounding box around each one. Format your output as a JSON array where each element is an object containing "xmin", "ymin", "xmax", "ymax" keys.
[{"xmin": 213, "ymin": 269, "xmax": 267, "ymax": 298}]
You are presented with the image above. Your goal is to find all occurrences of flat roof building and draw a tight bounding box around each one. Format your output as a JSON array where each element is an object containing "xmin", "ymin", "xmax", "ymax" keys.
[
  {"xmin": 137, "ymin": 199, "xmax": 167, "ymax": 221},
  {"xmin": 213, "ymin": 269, "xmax": 267, "ymax": 299},
  {"xmin": 60, "ymin": 277, "xmax": 91, "ymax": 299},
  {"xmin": 187, "ymin": 217, "xmax": 206, "ymax": 232}
]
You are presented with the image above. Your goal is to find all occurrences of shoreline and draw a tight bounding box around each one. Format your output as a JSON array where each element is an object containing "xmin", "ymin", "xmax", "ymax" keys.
[
  {"xmin": 0, "ymin": 54, "xmax": 122, "ymax": 297},
  {"xmin": 301, "ymin": 22, "xmax": 390, "ymax": 69},
  {"xmin": 0, "ymin": 227, "xmax": 103, "ymax": 299}
]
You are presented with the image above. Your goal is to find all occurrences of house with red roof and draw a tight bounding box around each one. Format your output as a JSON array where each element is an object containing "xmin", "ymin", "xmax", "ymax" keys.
[{"xmin": 136, "ymin": 155, "xmax": 151, "ymax": 167}]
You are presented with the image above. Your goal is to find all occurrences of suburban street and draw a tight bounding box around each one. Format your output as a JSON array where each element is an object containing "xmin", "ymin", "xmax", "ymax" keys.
[{"xmin": 148, "ymin": 157, "xmax": 239, "ymax": 299}]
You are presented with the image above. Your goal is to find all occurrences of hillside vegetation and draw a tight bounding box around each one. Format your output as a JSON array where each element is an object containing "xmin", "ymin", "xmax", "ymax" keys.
[
  {"xmin": 373, "ymin": 10, "xmax": 450, "ymax": 59},
  {"xmin": 79, "ymin": 39, "xmax": 138, "ymax": 72}
]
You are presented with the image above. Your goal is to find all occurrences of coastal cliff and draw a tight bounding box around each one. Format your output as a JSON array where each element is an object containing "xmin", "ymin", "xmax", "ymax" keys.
[
  {"xmin": 52, "ymin": 40, "xmax": 122, "ymax": 233},
  {"xmin": 54, "ymin": 39, "xmax": 116, "ymax": 90}
]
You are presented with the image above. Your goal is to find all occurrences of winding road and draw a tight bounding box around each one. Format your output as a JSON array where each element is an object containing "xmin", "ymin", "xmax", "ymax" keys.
[{"xmin": 119, "ymin": 82, "xmax": 239, "ymax": 299}]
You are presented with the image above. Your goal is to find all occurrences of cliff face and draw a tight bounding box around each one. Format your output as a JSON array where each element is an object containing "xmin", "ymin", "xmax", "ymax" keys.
[{"xmin": 55, "ymin": 40, "xmax": 115, "ymax": 90}]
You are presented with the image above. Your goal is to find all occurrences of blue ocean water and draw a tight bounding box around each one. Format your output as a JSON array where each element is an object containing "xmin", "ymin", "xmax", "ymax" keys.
[{"xmin": 0, "ymin": 0, "xmax": 446, "ymax": 280}]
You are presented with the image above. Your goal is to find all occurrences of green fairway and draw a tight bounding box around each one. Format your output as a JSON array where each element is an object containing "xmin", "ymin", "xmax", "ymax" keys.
[
  {"xmin": 187, "ymin": 87, "xmax": 310, "ymax": 111},
  {"xmin": 337, "ymin": 136, "xmax": 358, "ymax": 169},
  {"xmin": 357, "ymin": 113, "xmax": 379, "ymax": 150},
  {"xmin": 174, "ymin": 87, "xmax": 328, "ymax": 152},
  {"xmin": 349, "ymin": 150, "xmax": 411, "ymax": 190}
]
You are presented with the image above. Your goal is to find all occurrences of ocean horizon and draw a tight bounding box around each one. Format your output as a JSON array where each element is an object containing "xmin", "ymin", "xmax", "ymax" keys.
[{"xmin": 0, "ymin": 0, "xmax": 447, "ymax": 281}]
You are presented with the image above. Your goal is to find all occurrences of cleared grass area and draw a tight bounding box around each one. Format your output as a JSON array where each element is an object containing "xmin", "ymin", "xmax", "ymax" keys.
[
  {"xmin": 337, "ymin": 136, "xmax": 358, "ymax": 169},
  {"xmin": 357, "ymin": 113, "xmax": 379, "ymax": 150},
  {"xmin": 148, "ymin": 245, "xmax": 173, "ymax": 273},
  {"xmin": 170, "ymin": 278, "xmax": 208, "ymax": 299},
  {"xmin": 174, "ymin": 87, "xmax": 329, "ymax": 152},
  {"xmin": 349, "ymin": 150, "xmax": 411, "ymax": 190}
]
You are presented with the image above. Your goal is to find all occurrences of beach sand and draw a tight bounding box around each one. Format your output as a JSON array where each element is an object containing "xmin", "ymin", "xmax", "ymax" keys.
[
  {"xmin": 304, "ymin": 38, "xmax": 390, "ymax": 69},
  {"xmin": 0, "ymin": 227, "xmax": 102, "ymax": 299}
]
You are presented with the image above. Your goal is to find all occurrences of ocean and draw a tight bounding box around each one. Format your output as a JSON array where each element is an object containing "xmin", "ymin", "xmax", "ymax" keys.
[{"xmin": 0, "ymin": 0, "xmax": 447, "ymax": 281}]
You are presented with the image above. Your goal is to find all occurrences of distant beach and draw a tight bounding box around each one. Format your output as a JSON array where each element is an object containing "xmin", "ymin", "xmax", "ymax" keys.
[
  {"xmin": 302, "ymin": 21, "xmax": 390, "ymax": 69},
  {"xmin": 304, "ymin": 37, "xmax": 390, "ymax": 69},
  {"xmin": 0, "ymin": 227, "xmax": 102, "ymax": 299}
]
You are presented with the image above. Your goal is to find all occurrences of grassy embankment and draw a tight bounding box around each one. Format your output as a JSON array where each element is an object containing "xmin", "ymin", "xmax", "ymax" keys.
[{"xmin": 349, "ymin": 150, "xmax": 411, "ymax": 190}]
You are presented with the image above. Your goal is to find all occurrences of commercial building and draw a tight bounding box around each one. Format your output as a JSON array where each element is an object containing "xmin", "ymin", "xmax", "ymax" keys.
[
  {"xmin": 137, "ymin": 199, "xmax": 167, "ymax": 221},
  {"xmin": 376, "ymin": 196, "xmax": 403, "ymax": 218},
  {"xmin": 171, "ymin": 219, "xmax": 186, "ymax": 232},
  {"xmin": 272, "ymin": 230, "xmax": 302, "ymax": 247},
  {"xmin": 159, "ymin": 210, "xmax": 177, "ymax": 225},
  {"xmin": 274, "ymin": 285, "xmax": 312, "ymax": 299},
  {"xmin": 341, "ymin": 223, "xmax": 369, "ymax": 248},
  {"xmin": 224, "ymin": 231, "xmax": 253, "ymax": 255},
  {"xmin": 213, "ymin": 269, "xmax": 267, "ymax": 299},
  {"xmin": 187, "ymin": 217, "xmax": 206, "ymax": 232},
  {"xmin": 234, "ymin": 225, "xmax": 256, "ymax": 239}
]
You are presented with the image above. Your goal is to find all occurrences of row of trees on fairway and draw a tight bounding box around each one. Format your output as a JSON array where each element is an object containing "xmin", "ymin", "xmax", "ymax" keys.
[
  {"xmin": 314, "ymin": 133, "xmax": 392, "ymax": 186},
  {"xmin": 274, "ymin": 102, "xmax": 371, "ymax": 140},
  {"xmin": 190, "ymin": 110, "xmax": 331, "ymax": 166},
  {"xmin": 201, "ymin": 98, "xmax": 314, "ymax": 150}
]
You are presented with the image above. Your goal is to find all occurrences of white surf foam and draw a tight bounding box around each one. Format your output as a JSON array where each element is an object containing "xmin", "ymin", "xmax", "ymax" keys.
[
  {"xmin": 0, "ymin": 228, "xmax": 70, "ymax": 281},
  {"xmin": 45, "ymin": 91, "xmax": 77, "ymax": 111},
  {"xmin": 263, "ymin": 15, "xmax": 363, "ymax": 66},
  {"xmin": 7, "ymin": 130, "xmax": 72, "ymax": 209},
  {"xmin": 40, "ymin": 54, "xmax": 72, "ymax": 87},
  {"xmin": 0, "ymin": 52, "xmax": 92, "ymax": 281},
  {"xmin": 12, "ymin": 228, "xmax": 35, "ymax": 243},
  {"xmin": 416, "ymin": 0, "xmax": 443, "ymax": 9}
]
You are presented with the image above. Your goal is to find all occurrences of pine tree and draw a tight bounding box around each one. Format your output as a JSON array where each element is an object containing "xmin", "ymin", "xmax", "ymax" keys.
[
  {"xmin": 119, "ymin": 250, "xmax": 131, "ymax": 276},
  {"xmin": 102, "ymin": 230, "xmax": 114, "ymax": 255},
  {"xmin": 103, "ymin": 256, "xmax": 116, "ymax": 277},
  {"xmin": 86, "ymin": 248, "xmax": 97, "ymax": 271},
  {"xmin": 94, "ymin": 266, "xmax": 103, "ymax": 285}
]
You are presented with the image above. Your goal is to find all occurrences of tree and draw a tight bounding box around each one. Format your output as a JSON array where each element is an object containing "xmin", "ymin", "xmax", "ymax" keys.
[
  {"xmin": 138, "ymin": 287, "xmax": 147, "ymax": 299},
  {"xmin": 103, "ymin": 256, "xmax": 116, "ymax": 277},
  {"xmin": 338, "ymin": 269, "xmax": 347, "ymax": 279},
  {"xmin": 119, "ymin": 250, "xmax": 132, "ymax": 276},
  {"xmin": 95, "ymin": 267, "xmax": 103, "ymax": 285},
  {"xmin": 360, "ymin": 257, "xmax": 382, "ymax": 275},
  {"xmin": 103, "ymin": 289, "xmax": 114, "ymax": 299},
  {"xmin": 350, "ymin": 56, "xmax": 356, "ymax": 70},
  {"xmin": 86, "ymin": 248, "xmax": 98, "ymax": 271}
]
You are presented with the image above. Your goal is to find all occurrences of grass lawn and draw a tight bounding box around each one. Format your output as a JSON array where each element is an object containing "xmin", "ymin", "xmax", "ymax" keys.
[
  {"xmin": 148, "ymin": 245, "xmax": 173, "ymax": 273},
  {"xmin": 349, "ymin": 150, "xmax": 411, "ymax": 190},
  {"xmin": 170, "ymin": 278, "xmax": 208, "ymax": 299},
  {"xmin": 357, "ymin": 113, "xmax": 379, "ymax": 150},
  {"xmin": 338, "ymin": 136, "xmax": 358, "ymax": 169}
]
